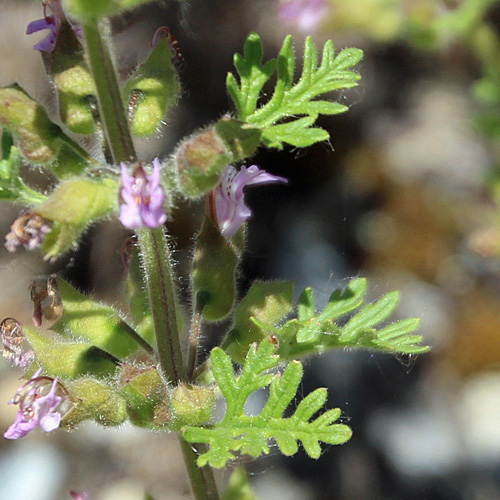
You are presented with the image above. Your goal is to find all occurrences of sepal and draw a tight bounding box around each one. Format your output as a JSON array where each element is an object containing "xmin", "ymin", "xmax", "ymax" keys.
[
  {"xmin": 118, "ymin": 364, "xmax": 166, "ymax": 428},
  {"xmin": 36, "ymin": 177, "xmax": 117, "ymax": 259},
  {"xmin": 192, "ymin": 217, "xmax": 239, "ymax": 321},
  {"xmin": 62, "ymin": 377, "xmax": 127, "ymax": 427},
  {"xmin": 124, "ymin": 31, "xmax": 180, "ymax": 137},
  {"xmin": 224, "ymin": 281, "xmax": 294, "ymax": 364},
  {"xmin": 171, "ymin": 383, "xmax": 215, "ymax": 428},
  {"xmin": 43, "ymin": 21, "xmax": 96, "ymax": 134},
  {"xmin": 173, "ymin": 117, "xmax": 262, "ymax": 198},
  {"xmin": 52, "ymin": 277, "xmax": 146, "ymax": 359},
  {"xmin": 23, "ymin": 326, "xmax": 118, "ymax": 379},
  {"xmin": 0, "ymin": 134, "xmax": 47, "ymax": 205},
  {"xmin": 0, "ymin": 85, "xmax": 62, "ymax": 164}
]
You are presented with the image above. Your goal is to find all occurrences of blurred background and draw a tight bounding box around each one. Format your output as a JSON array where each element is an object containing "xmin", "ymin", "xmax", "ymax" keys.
[{"xmin": 1, "ymin": 0, "xmax": 500, "ymax": 499}]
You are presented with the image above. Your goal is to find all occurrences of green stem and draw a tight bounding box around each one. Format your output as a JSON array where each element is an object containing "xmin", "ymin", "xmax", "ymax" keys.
[
  {"xmin": 81, "ymin": 19, "xmax": 136, "ymax": 163},
  {"xmin": 137, "ymin": 228, "xmax": 186, "ymax": 382},
  {"xmin": 83, "ymin": 18, "xmax": 219, "ymax": 500},
  {"xmin": 121, "ymin": 322, "xmax": 156, "ymax": 358},
  {"xmin": 180, "ymin": 439, "xmax": 220, "ymax": 500}
]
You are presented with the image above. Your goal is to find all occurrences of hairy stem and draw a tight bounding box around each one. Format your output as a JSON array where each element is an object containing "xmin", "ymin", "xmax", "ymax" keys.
[
  {"xmin": 82, "ymin": 19, "xmax": 220, "ymax": 500},
  {"xmin": 137, "ymin": 228, "xmax": 186, "ymax": 383},
  {"xmin": 81, "ymin": 19, "xmax": 136, "ymax": 163}
]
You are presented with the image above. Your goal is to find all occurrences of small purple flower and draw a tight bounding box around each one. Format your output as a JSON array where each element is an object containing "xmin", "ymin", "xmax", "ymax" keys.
[
  {"xmin": 215, "ymin": 165, "xmax": 287, "ymax": 240},
  {"xmin": 70, "ymin": 492, "xmax": 89, "ymax": 500},
  {"xmin": 26, "ymin": 0, "xmax": 81, "ymax": 53},
  {"xmin": 119, "ymin": 158, "xmax": 167, "ymax": 230},
  {"xmin": 5, "ymin": 211, "xmax": 51, "ymax": 253},
  {"xmin": 4, "ymin": 369, "xmax": 64, "ymax": 440},
  {"xmin": 1, "ymin": 318, "xmax": 34, "ymax": 369},
  {"xmin": 277, "ymin": 0, "xmax": 329, "ymax": 34}
]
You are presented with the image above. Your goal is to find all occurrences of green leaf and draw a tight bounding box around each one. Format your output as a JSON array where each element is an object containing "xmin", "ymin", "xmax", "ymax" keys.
[
  {"xmin": 182, "ymin": 340, "xmax": 351, "ymax": 468},
  {"xmin": 246, "ymin": 278, "xmax": 429, "ymax": 359},
  {"xmin": 298, "ymin": 287, "xmax": 315, "ymax": 320},
  {"xmin": 227, "ymin": 34, "xmax": 363, "ymax": 148},
  {"xmin": 226, "ymin": 32, "xmax": 277, "ymax": 120}
]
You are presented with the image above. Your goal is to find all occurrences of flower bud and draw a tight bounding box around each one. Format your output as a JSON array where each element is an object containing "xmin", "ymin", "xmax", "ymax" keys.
[
  {"xmin": 192, "ymin": 217, "xmax": 238, "ymax": 321},
  {"xmin": 224, "ymin": 281, "xmax": 294, "ymax": 364},
  {"xmin": 118, "ymin": 364, "xmax": 167, "ymax": 428},
  {"xmin": 63, "ymin": 377, "xmax": 127, "ymax": 428},
  {"xmin": 171, "ymin": 383, "xmax": 214, "ymax": 428}
]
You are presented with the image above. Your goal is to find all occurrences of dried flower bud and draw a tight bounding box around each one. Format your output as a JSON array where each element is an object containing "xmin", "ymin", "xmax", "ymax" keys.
[
  {"xmin": 5, "ymin": 211, "xmax": 51, "ymax": 253},
  {"xmin": 29, "ymin": 275, "xmax": 63, "ymax": 327},
  {"xmin": 1, "ymin": 318, "xmax": 34, "ymax": 368}
]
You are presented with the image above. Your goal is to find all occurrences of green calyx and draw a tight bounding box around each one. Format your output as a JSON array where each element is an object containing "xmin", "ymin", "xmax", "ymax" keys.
[
  {"xmin": 0, "ymin": 85, "xmax": 62, "ymax": 164},
  {"xmin": 0, "ymin": 135, "xmax": 47, "ymax": 205},
  {"xmin": 124, "ymin": 33, "xmax": 180, "ymax": 137},
  {"xmin": 119, "ymin": 364, "xmax": 167, "ymax": 428},
  {"xmin": 192, "ymin": 217, "xmax": 239, "ymax": 321},
  {"xmin": 174, "ymin": 117, "xmax": 262, "ymax": 198},
  {"xmin": 45, "ymin": 21, "xmax": 97, "ymax": 135},
  {"xmin": 37, "ymin": 177, "xmax": 117, "ymax": 260},
  {"xmin": 62, "ymin": 377, "xmax": 127, "ymax": 428},
  {"xmin": 224, "ymin": 281, "xmax": 294, "ymax": 364},
  {"xmin": 171, "ymin": 383, "xmax": 215, "ymax": 428},
  {"xmin": 52, "ymin": 277, "xmax": 147, "ymax": 360},
  {"xmin": 23, "ymin": 326, "xmax": 118, "ymax": 379}
]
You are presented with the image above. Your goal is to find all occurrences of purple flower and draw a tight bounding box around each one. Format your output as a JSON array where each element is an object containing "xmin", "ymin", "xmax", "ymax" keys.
[
  {"xmin": 26, "ymin": 0, "xmax": 81, "ymax": 53},
  {"xmin": 215, "ymin": 165, "xmax": 287, "ymax": 240},
  {"xmin": 5, "ymin": 211, "xmax": 51, "ymax": 253},
  {"xmin": 1, "ymin": 318, "xmax": 34, "ymax": 369},
  {"xmin": 119, "ymin": 158, "xmax": 167, "ymax": 230},
  {"xmin": 277, "ymin": 0, "xmax": 329, "ymax": 33},
  {"xmin": 70, "ymin": 492, "xmax": 89, "ymax": 500},
  {"xmin": 4, "ymin": 369, "xmax": 64, "ymax": 440}
]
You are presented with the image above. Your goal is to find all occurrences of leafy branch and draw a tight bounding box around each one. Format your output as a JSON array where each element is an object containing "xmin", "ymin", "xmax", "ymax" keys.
[
  {"xmin": 182, "ymin": 340, "xmax": 351, "ymax": 468},
  {"xmin": 252, "ymin": 278, "xmax": 429, "ymax": 360},
  {"xmin": 226, "ymin": 32, "xmax": 363, "ymax": 148}
]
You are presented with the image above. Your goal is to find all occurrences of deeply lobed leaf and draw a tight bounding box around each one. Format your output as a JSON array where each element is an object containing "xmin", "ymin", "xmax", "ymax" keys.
[
  {"xmin": 246, "ymin": 278, "xmax": 429, "ymax": 359},
  {"xmin": 227, "ymin": 33, "xmax": 363, "ymax": 149},
  {"xmin": 183, "ymin": 340, "xmax": 351, "ymax": 468}
]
